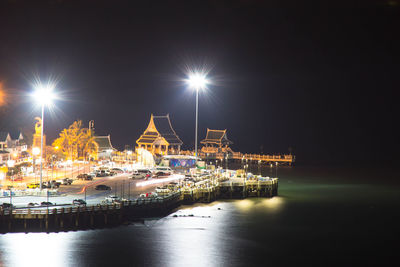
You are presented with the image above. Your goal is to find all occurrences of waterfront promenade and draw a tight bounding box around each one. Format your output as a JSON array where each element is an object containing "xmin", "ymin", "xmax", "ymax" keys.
[{"xmin": 0, "ymin": 171, "xmax": 278, "ymax": 233}]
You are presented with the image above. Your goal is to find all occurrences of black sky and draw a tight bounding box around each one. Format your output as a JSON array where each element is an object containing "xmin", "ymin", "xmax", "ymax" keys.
[{"xmin": 0, "ymin": 0, "xmax": 399, "ymax": 164}]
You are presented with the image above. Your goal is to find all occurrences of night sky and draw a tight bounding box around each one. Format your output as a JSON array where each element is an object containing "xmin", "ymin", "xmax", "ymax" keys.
[{"xmin": 0, "ymin": 0, "xmax": 398, "ymax": 164}]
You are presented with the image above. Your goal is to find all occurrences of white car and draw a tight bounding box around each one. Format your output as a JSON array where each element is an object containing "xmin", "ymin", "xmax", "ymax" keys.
[
  {"xmin": 131, "ymin": 169, "xmax": 152, "ymax": 179},
  {"xmin": 153, "ymin": 166, "xmax": 173, "ymax": 177},
  {"xmin": 154, "ymin": 166, "xmax": 173, "ymax": 173},
  {"xmin": 138, "ymin": 192, "xmax": 158, "ymax": 199},
  {"xmin": 105, "ymin": 195, "xmax": 120, "ymax": 203},
  {"xmin": 155, "ymin": 186, "xmax": 170, "ymax": 193}
]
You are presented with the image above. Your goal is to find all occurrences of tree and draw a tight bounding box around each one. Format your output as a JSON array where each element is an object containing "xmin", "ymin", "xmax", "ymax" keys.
[
  {"xmin": 52, "ymin": 120, "xmax": 96, "ymax": 161},
  {"xmin": 81, "ymin": 128, "xmax": 97, "ymax": 161}
]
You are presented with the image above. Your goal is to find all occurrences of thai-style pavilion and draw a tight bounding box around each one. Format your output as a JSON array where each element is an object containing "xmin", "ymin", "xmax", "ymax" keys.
[
  {"xmin": 200, "ymin": 129, "xmax": 233, "ymax": 154},
  {"xmin": 93, "ymin": 135, "xmax": 116, "ymax": 160},
  {"xmin": 136, "ymin": 114, "xmax": 183, "ymax": 155}
]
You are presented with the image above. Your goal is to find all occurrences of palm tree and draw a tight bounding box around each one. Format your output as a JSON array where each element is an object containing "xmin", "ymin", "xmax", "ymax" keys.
[
  {"xmin": 82, "ymin": 129, "xmax": 97, "ymax": 161},
  {"xmin": 53, "ymin": 120, "xmax": 87, "ymax": 161}
]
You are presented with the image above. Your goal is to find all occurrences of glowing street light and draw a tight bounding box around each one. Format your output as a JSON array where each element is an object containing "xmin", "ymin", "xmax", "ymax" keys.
[
  {"xmin": 186, "ymin": 72, "xmax": 209, "ymax": 167},
  {"xmin": 32, "ymin": 82, "xmax": 57, "ymax": 190}
]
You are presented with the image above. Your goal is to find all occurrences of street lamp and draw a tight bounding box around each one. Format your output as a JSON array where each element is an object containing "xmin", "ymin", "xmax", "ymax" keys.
[
  {"xmin": 186, "ymin": 72, "xmax": 208, "ymax": 167},
  {"xmin": 126, "ymin": 150, "xmax": 132, "ymax": 170},
  {"xmin": 32, "ymin": 82, "xmax": 56, "ymax": 190}
]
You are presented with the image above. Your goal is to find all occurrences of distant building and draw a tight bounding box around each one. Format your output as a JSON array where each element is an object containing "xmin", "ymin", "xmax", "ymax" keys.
[
  {"xmin": 0, "ymin": 131, "xmax": 28, "ymax": 165},
  {"xmin": 200, "ymin": 129, "xmax": 233, "ymax": 154},
  {"xmin": 93, "ymin": 135, "xmax": 116, "ymax": 161},
  {"xmin": 0, "ymin": 132, "xmax": 11, "ymax": 165},
  {"xmin": 9, "ymin": 131, "xmax": 27, "ymax": 154},
  {"xmin": 0, "ymin": 132, "xmax": 12, "ymax": 151},
  {"xmin": 136, "ymin": 114, "xmax": 183, "ymax": 155}
]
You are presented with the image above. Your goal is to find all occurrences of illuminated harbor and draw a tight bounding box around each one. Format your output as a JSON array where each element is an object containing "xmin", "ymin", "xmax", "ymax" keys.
[{"xmin": 0, "ymin": 168, "xmax": 278, "ymax": 233}]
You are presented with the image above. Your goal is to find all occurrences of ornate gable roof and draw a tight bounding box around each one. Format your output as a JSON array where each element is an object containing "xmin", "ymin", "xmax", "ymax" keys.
[
  {"xmin": 201, "ymin": 129, "xmax": 233, "ymax": 145},
  {"xmin": 94, "ymin": 135, "xmax": 115, "ymax": 151},
  {"xmin": 136, "ymin": 114, "xmax": 183, "ymax": 146}
]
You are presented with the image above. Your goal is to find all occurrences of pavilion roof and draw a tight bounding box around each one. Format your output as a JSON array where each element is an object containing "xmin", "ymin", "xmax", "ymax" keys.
[
  {"xmin": 136, "ymin": 114, "xmax": 183, "ymax": 146},
  {"xmin": 94, "ymin": 135, "xmax": 115, "ymax": 151},
  {"xmin": 201, "ymin": 129, "xmax": 233, "ymax": 145}
]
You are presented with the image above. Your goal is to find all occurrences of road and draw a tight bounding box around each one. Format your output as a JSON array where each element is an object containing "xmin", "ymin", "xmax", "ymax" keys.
[{"xmin": 1, "ymin": 172, "xmax": 184, "ymax": 208}]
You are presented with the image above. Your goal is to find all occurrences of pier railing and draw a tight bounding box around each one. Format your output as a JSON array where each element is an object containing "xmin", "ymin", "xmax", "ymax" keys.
[
  {"xmin": 2, "ymin": 192, "xmax": 182, "ymax": 216},
  {"xmin": 180, "ymin": 150, "xmax": 294, "ymax": 163}
]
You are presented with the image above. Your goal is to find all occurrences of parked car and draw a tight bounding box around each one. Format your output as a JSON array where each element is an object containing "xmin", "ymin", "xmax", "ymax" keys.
[
  {"xmin": 111, "ymin": 168, "xmax": 124, "ymax": 174},
  {"xmin": 131, "ymin": 169, "xmax": 152, "ymax": 179},
  {"xmin": 72, "ymin": 199, "xmax": 86, "ymax": 205},
  {"xmin": 153, "ymin": 166, "xmax": 173, "ymax": 176},
  {"xmin": 57, "ymin": 178, "xmax": 73, "ymax": 185},
  {"xmin": 155, "ymin": 186, "xmax": 170, "ymax": 193},
  {"xmin": 1, "ymin": 203, "xmax": 14, "ymax": 209},
  {"xmin": 138, "ymin": 192, "xmax": 158, "ymax": 199},
  {"xmin": 96, "ymin": 170, "xmax": 108, "ymax": 177},
  {"xmin": 43, "ymin": 180, "xmax": 61, "ymax": 188},
  {"xmin": 105, "ymin": 195, "xmax": 120, "ymax": 203},
  {"xmin": 77, "ymin": 174, "xmax": 93, "ymax": 180},
  {"xmin": 95, "ymin": 184, "xmax": 111, "ymax": 190},
  {"xmin": 153, "ymin": 171, "xmax": 171, "ymax": 178},
  {"xmin": 40, "ymin": 201, "xmax": 54, "ymax": 206},
  {"xmin": 76, "ymin": 174, "xmax": 85, "ymax": 179},
  {"xmin": 28, "ymin": 202, "xmax": 40, "ymax": 207},
  {"xmin": 27, "ymin": 183, "xmax": 40, "ymax": 189}
]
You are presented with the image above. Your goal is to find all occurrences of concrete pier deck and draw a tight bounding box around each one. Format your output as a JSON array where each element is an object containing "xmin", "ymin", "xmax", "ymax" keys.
[{"xmin": 0, "ymin": 175, "xmax": 278, "ymax": 233}]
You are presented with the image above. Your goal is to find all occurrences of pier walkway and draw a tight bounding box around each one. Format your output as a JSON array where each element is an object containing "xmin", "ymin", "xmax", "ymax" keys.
[
  {"xmin": 0, "ymin": 175, "xmax": 278, "ymax": 233},
  {"xmin": 180, "ymin": 150, "xmax": 294, "ymax": 164}
]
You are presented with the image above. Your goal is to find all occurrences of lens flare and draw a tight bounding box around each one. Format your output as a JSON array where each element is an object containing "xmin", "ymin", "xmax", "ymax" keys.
[{"xmin": 186, "ymin": 72, "xmax": 209, "ymax": 90}]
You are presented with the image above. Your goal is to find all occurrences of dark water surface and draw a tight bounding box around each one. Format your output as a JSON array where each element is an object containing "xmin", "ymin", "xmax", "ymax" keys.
[{"xmin": 0, "ymin": 165, "xmax": 399, "ymax": 267}]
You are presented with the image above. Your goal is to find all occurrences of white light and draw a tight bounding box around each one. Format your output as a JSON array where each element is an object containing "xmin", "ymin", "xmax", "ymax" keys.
[
  {"xmin": 7, "ymin": 160, "xmax": 15, "ymax": 168},
  {"xmin": 186, "ymin": 72, "xmax": 208, "ymax": 90},
  {"xmin": 32, "ymin": 147, "xmax": 40, "ymax": 156},
  {"xmin": 136, "ymin": 174, "xmax": 184, "ymax": 187},
  {"xmin": 32, "ymin": 83, "xmax": 56, "ymax": 106}
]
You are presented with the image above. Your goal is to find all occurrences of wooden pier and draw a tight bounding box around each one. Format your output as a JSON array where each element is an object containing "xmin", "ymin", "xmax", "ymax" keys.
[
  {"xmin": 181, "ymin": 150, "xmax": 294, "ymax": 165},
  {"xmin": 0, "ymin": 176, "xmax": 278, "ymax": 233}
]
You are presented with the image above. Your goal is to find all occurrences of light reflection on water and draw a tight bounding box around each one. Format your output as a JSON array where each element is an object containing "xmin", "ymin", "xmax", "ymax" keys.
[
  {"xmin": 0, "ymin": 166, "xmax": 398, "ymax": 266},
  {"xmin": 153, "ymin": 199, "xmax": 285, "ymax": 267},
  {"xmin": 235, "ymin": 197, "xmax": 284, "ymax": 212},
  {"xmin": 0, "ymin": 198, "xmax": 285, "ymax": 267},
  {"xmin": 0, "ymin": 232, "xmax": 72, "ymax": 267}
]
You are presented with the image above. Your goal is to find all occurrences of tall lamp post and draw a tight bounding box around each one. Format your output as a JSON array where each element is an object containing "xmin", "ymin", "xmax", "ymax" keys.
[
  {"xmin": 186, "ymin": 72, "xmax": 208, "ymax": 167},
  {"xmin": 32, "ymin": 83, "xmax": 56, "ymax": 190}
]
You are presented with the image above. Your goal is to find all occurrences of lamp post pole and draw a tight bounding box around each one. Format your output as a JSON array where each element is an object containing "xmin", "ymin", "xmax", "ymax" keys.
[
  {"xmin": 195, "ymin": 87, "xmax": 199, "ymax": 167},
  {"xmin": 187, "ymin": 72, "xmax": 208, "ymax": 168},
  {"xmin": 32, "ymin": 81, "xmax": 56, "ymax": 190},
  {"xmin": 40, "ymin": 104, "xmax": 44, "ymax": 191}
]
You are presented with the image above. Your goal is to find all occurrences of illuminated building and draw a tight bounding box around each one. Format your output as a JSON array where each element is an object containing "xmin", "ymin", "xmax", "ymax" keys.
[
  {"xmin": 93, "ymin": 135, "xmax": 116, "ymax": 161},
  {"xmin": 200, "ymin": 129, "xmax": 233, "ymax": 154},
  {"xmin": 136, "ymin": 114, "xmax": 183, "ymax": 156},
  {"xmin": 0, "ymin": 131, "xmax": 28, "ymax": 165}
]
